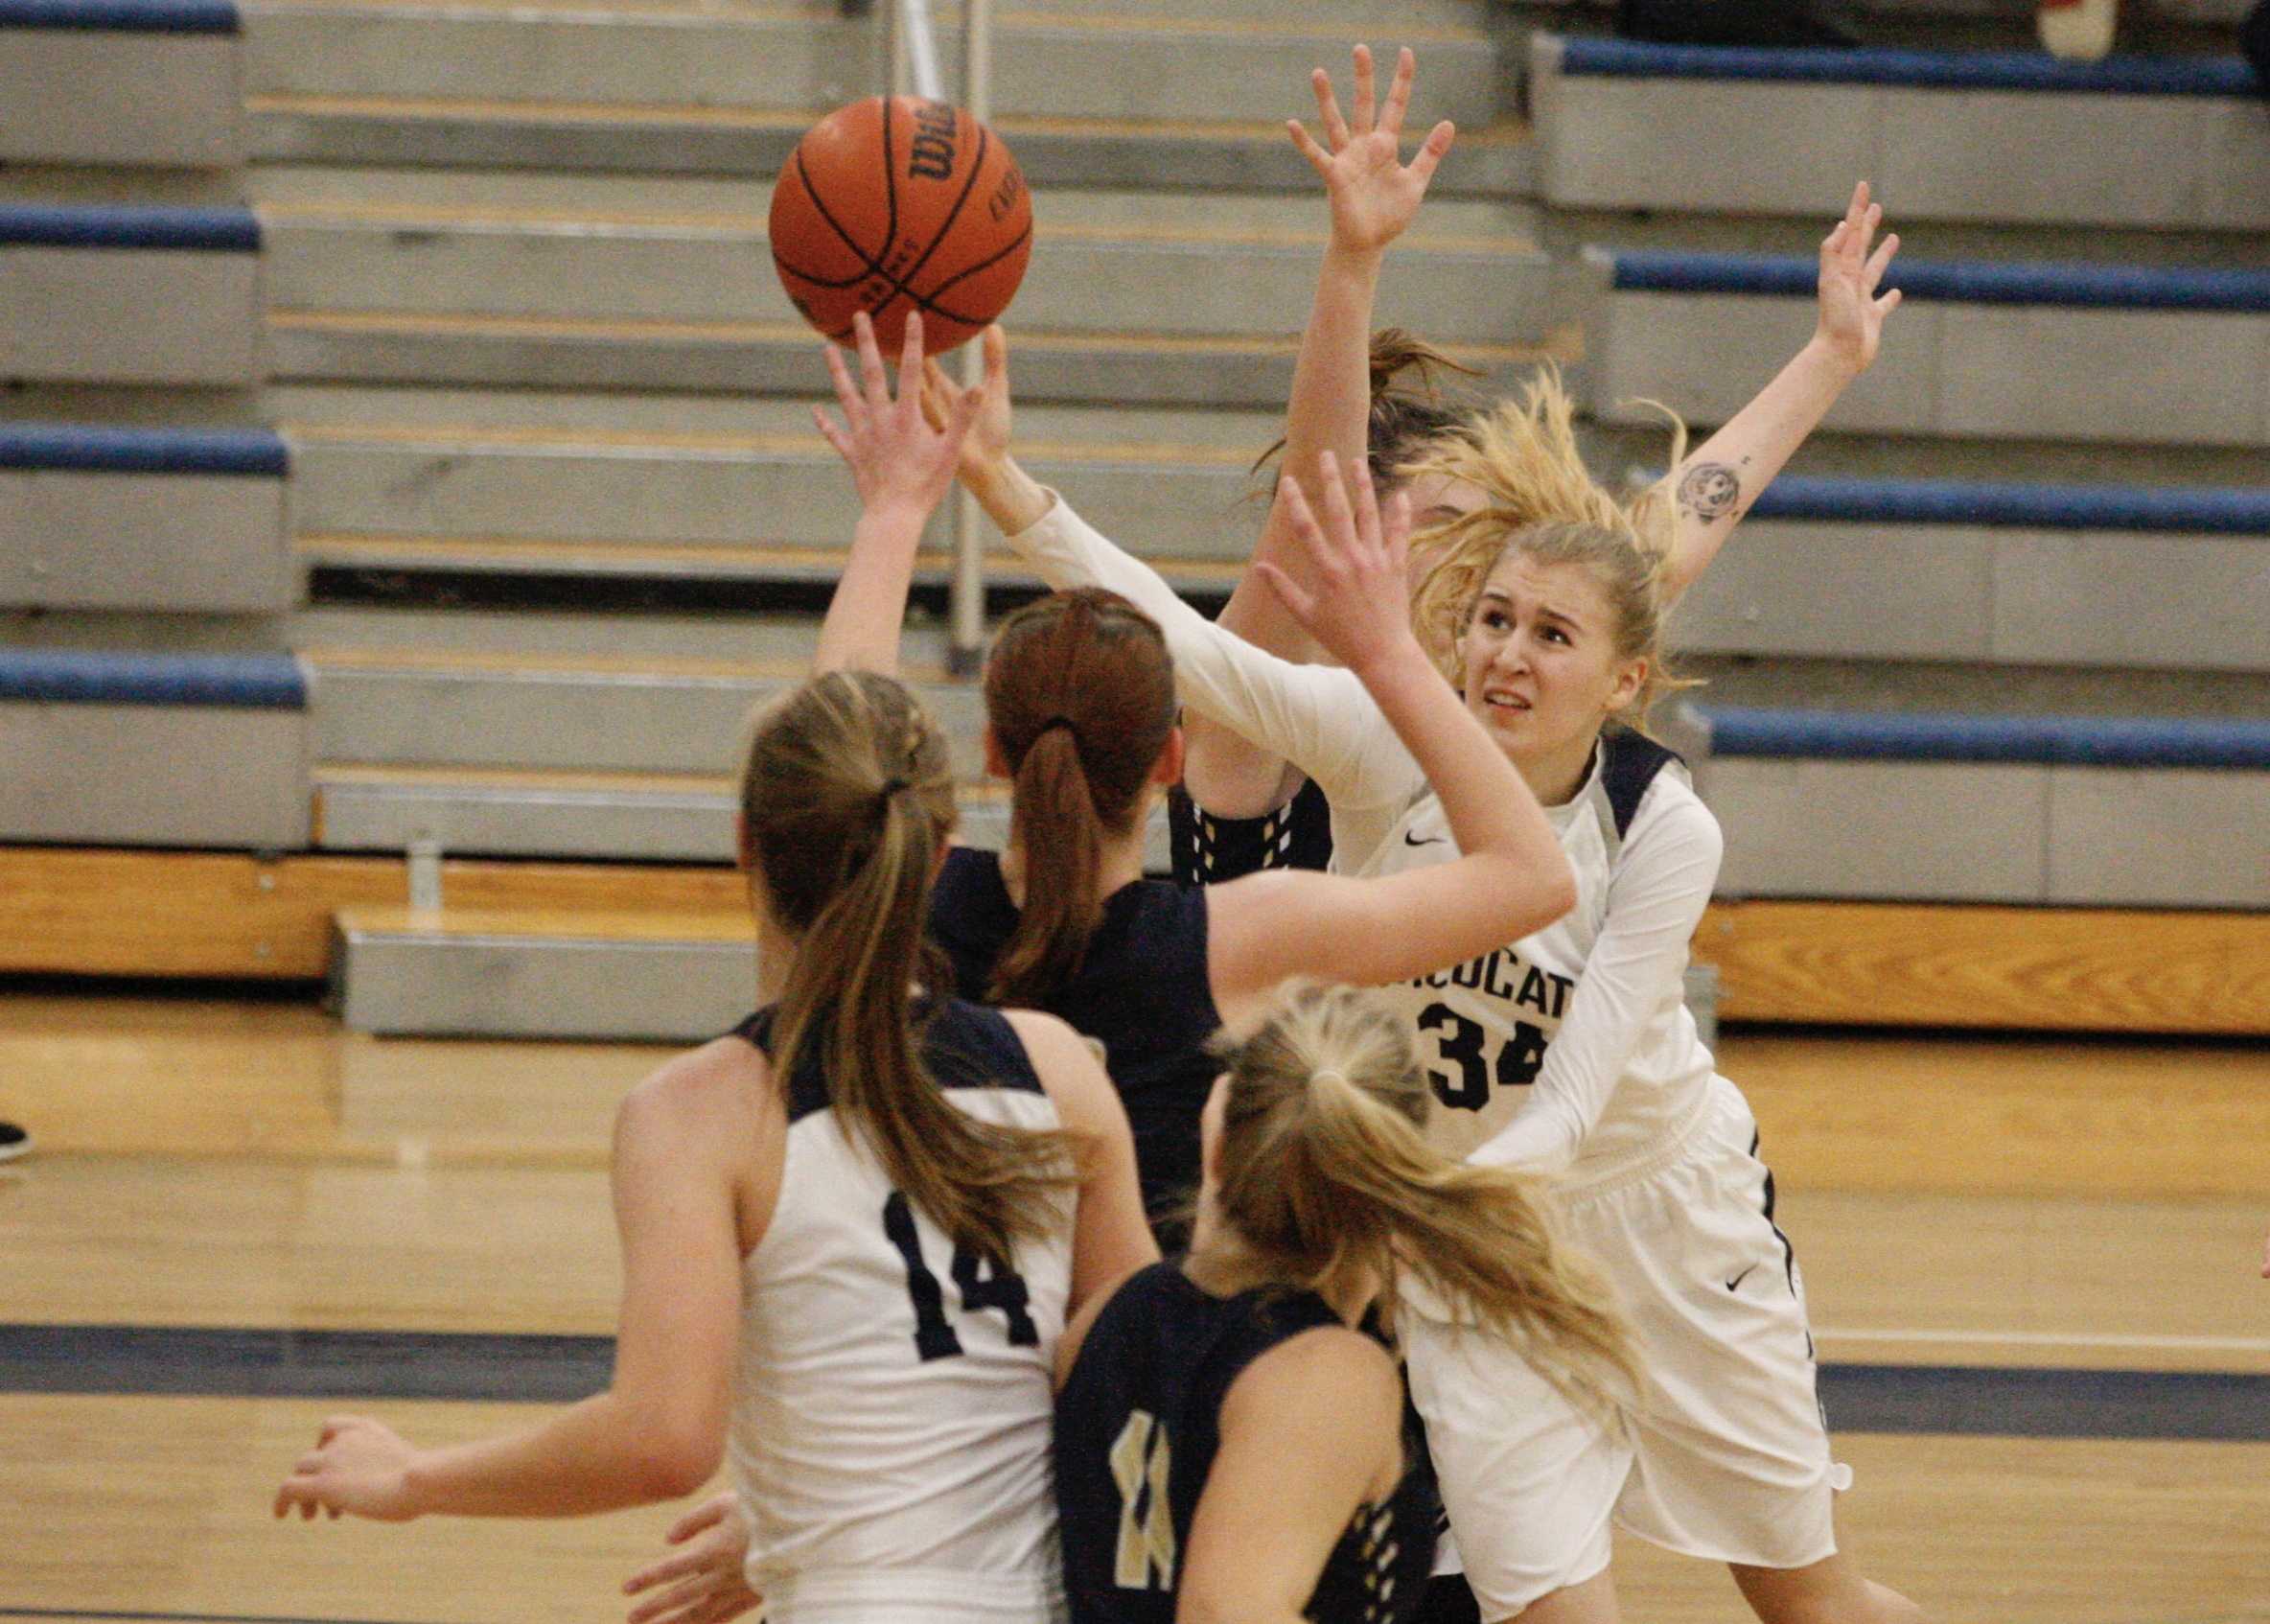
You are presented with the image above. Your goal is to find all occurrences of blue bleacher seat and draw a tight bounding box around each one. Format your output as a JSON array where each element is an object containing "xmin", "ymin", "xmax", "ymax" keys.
[
  {"xmin": 1555, "ymin": 36, "xmax": 2260, "ymax": 97},
  {"xmin": 0, "ymin": 423, "xmax": 288, "ymax": 477},
  {"xmin": 0, "ymin": 202, "xmax": 260, "ymax": 253},
  {"xmin": 1748, "ymin": 476, "xmax": 2270, "ymax": 535},
  {"xmin": 1606, "ymin": 249, "xmax": 2270, "ymax": 314},
  {"xmin": 0, "ymin": 0, "xmax": 237, "ymax": 31},
  {"xmin": 0, "ymin": 649, "xmax": 307, "ymax": 709},
  {"xmin": 1699, "ymin": 706, "xmax": 2270, "ymax": 771}
]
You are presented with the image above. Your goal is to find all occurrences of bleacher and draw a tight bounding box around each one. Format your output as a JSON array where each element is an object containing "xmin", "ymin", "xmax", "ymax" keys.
[{"xmin": 2, "ymin": 0, "xmax": 2264, "ymax": 1039}]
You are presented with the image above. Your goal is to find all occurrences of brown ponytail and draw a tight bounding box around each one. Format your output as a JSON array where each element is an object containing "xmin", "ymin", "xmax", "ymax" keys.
[
  {"xmin": 1210, "ymin": 983, "xmax": 1639, "ymax": 1417},
  {"xmin": 742, "ymin": 670, "xmax": 1071, "ymax": 1269},
  {"xmin": 981, "ymin": 588, "xmax": 1175, "ymax": 1007},
  {"xmin": 1252, "ymin": 327, "xmax": 1479, "ymax": 491}
]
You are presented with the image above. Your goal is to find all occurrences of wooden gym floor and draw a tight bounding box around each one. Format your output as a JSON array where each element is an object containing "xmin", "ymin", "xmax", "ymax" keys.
[{"xmin": 1, "ymin": 986, "xmax": 2264, "ymax": 1624}]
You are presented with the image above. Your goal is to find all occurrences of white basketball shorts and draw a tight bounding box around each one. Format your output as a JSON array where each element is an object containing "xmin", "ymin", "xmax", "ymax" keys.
[{"xmin": 1401, "ymin": 1074, "xmax": 1849, "ymax": 1619}]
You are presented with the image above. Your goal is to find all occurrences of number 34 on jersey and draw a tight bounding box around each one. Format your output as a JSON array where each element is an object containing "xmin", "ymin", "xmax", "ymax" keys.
[{"xmin": 1409, "ymin": 944, "xmax": 1572, "ymax": 1113}]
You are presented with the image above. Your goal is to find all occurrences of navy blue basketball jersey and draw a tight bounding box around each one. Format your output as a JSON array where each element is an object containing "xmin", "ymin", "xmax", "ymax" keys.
[
  {"xmin": 928, "ymin": 847, "xmax": 1219, "ymax": 1233},
  {"xmin": 1056, "ymin": 1264, "xmax": 1437, "ymax": 1624},
  {"xmin": 734, "ymin": 992, "xmax": 1049, "ymax": 1123}
]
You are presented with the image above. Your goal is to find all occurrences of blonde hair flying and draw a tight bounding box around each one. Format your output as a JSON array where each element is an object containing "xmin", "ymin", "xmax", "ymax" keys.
[
  {"xmin": 1395, "ymin": 368, "xmax": 1697, "ymax": 728},
  {"xmin": 1209, "ymin": 983, "xmax": 1638, "ymax": 1419}
]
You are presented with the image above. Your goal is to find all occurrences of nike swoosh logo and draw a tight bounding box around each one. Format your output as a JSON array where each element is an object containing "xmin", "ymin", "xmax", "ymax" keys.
[
  {"xmin": 1403, "ymin": 831, "xmax": 1447, "ymax": 847},
  {"xmin": 1725, "ymin": 1265, "xmax": 1757, "ymax": 1292}
]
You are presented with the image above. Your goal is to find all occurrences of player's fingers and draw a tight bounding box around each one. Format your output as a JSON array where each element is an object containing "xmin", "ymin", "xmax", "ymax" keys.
[
  {"xmin": 1313, "ymin": 450, "xmax": 1361, "ymax": 560},
  {"xmin": 1875, "ymin": 287, "xmax": 1904, "ymax": 317},
  {"xmin": 1351, "ymin": 42, "xmax": 1377, "ymax": 134},
  {"xmin": 1381, "ymin": 489, "xmax": 1413, "ymax": 578},
  {"xmin": 823, "ymin": 343, "xmax": 867, "ymax": 429},
  {"xmin": 1253, "ymin": 560, "xmax": 1318, "ymax": 627},
  {"xmin": 982, "ymin": 322, "xmax": 1009, "ymax": 389},
  {"xmin": 628, "ymin": 1573, "xmax": 712, "ymax": 1624},
  {"xmin": 1274, "ymin": 476, "xmax": 1326, "ymax": 565},
  {"xmin": 813, "ymin": 406, "xmax": 856, "ymax": 464},
  {"xmin": 624, "ymin": 1551, "xmax": 699, "ymax": 1596},
  {"xmin": 1407, "ymin": 120, "xmax": 1455, "ymax": 187},
  {"xmin": 1845, "ymin": 177, "xmax": 1869, "ymax": 231},
  {"xmin": 1286, "ymin": 117, "xmax": 1333, "ymax": 179},
  {"xmin": 1349, "ymin": 456, "xmax": 1384, "ymax": 555},
  {"xmin": 668, "ymin": 1496, "xmax": 730, "ymax": 1543},
  {"xmin": 895, "ymin": 313, "xmax": 925, "ymax": 406},
  {"xmin": 1379, "ymin": 46, "xmax": 1415, "ymax": 136},
  {"xmin": 853, "ymin": 312, "xmax": 890, "ymax": 407},
  {"xmin": 1864, "ymin": 230, "xmax": 1900, "ymax": 288},
  {"xmin": 947, "ymin": 383, "xmax": 987, "ymax": 445},
  {"xmin": 1310, "ymin": 67, "xmax": 1350, "ymax": 151},
  {"xmin": 917, "ymin": 360, "xmax": 954, "ymax": 433}
]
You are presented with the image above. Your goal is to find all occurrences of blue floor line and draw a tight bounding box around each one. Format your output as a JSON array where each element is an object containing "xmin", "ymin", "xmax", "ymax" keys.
[{"xmin": 4, "ymin": 1323, "xmax": 2265, "ymax": 1442}]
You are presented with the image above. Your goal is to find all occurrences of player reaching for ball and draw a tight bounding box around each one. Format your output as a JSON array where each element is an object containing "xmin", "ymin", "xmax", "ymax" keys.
[
  {"xmin": 963, "ymin": 359, "xmax": 1931, "ymax": 1624},
  {"xmin": 1178, "ymin": 47, "xmax": 1902, "ymax": 891},
  {"xmin": 818, "ymin": 311, "xmax": 1577, "ymax": 1231},
  {"xmin": 273, "ymin": 343, "xmax": 1158, "ymax": 1624},
  {"xmin": 616, "ymin": 313, "xmax": 1583, "ymax": 1624}
]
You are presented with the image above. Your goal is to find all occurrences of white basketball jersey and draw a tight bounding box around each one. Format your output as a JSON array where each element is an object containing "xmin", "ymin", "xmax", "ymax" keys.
[
  {"xmin": 1356, "ymin": 733, "xmax": 1721, "ymax": 1180},
  {"xmin": 730, "ymin": 1000, "xmax": 1075, "ymax": 1622}
]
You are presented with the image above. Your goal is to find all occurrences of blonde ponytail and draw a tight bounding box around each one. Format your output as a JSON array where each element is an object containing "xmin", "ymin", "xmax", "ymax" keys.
[{"xmin": 1211, "ymin": 983, "xmax": 1638, "ymax": 1417}]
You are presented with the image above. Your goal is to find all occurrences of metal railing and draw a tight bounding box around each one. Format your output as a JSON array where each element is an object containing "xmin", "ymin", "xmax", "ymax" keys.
[{"xmin": 877, "ymin": 0, "xmax": 997, "ymax": 675}]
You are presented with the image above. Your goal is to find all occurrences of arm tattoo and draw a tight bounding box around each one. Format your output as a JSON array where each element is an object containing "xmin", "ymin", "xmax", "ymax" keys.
[{"xmin": 1677, "ymin": 462, "xmax": 1744, "ymax": 523}]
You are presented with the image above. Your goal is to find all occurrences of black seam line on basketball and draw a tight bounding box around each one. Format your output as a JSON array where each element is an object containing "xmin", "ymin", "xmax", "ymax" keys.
[
  {"xmin": 784, "ymin": 147, "xmax": 993, "ymax": 330},
  {"xmin": 921, "ymin": 218, "xmax": 1035, "ymax": 309},
  {"xmin": 794, "ymin": 146, "xmax": 892, "ymax": 284},
  {"xmin": 883, "ymin": 122, "xmax": 994, "ymax": 324},
  {"xmin": 774, "ymin": 255, "xmax": 884, "ymax": 291},
  {"xmin": 881, "ymin": 94, "xmax": 900, "ymax": 278}
]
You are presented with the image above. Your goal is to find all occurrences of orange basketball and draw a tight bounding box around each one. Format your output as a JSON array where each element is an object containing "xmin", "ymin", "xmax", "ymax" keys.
[{"xmin": 770, "ymin": 96, "xmax": 1033, "ymax": 357}]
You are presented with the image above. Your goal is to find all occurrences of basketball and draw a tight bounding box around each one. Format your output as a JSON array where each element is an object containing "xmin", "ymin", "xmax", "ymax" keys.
[{"xmin": 770, "ymin": 96, "xmax": 1034, "ymax": 356}]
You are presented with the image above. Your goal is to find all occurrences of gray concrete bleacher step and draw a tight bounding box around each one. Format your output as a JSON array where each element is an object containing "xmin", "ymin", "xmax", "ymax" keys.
[
  {"xmin": 250, "ymin": 170, "xmax": 1550, "ymax": 343},
  {"xmin": 242, "ymin": 1, "xmax": 1507, "ymax": 124},
  {"xmin": 278, "ymin": 383, "xmax": 1287, "ymax": 578},
  {"xmin": 314, "ymin": 762, "xmax": 1170, "ymax": 862},
  {"xmin": 333, "ymin": 898, "xmax": 1718, "ymax": 1042},
  {"xmin": 334, "ymin": 906, "xmax": 756, "ymax": 1039},
  {"xmin": 266, "ymin": 312, "xmax": 1576, "ymax": 404},
  {"xmin": 248, "ymin": 104, "xmax": 1537, "ymax": 197}
]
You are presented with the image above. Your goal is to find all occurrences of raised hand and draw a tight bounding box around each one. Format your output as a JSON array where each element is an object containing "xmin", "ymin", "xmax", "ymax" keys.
[
  {"xmin": 920, "ymin": 323, "xmax": 1012, "ymax": 484},
  {"xmin": 623, "ymin": 1492, "xmax": 762, "ymax": 1624},
  {"xmin": 273, "ymin": 1415, "xmax": 422, "ymax": 1523},
  {"xmin": 1254, "ymin": 451, "xmax": 1417, "ymax": 677},
  {"xmin": 1287, "ymin": 45, "xmax": 1456, "ymax": 256},
  {"xmin": 814, "ymin": 310, "xmax": 986, "ymax": 521},
  {"xmin": 1815, "ymin": 180, "xmax": 1902, "ymax": 377}
]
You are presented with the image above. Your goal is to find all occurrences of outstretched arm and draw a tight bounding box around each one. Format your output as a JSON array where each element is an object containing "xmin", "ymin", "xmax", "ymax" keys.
[
  {"xmin": 1189, "ymin": 45, "xmax": 1456, "ymax": 819},
  {"xmin": 1206, "ymin": 455, "xmax": 1575, "ymax": 1027},
  {"xmin": 1660, "ymin": 180, "xmax": 1902, "ymax": 600},
  {"xmin": 928, "ymin": 329, "xmax": 1415, "ymax": 821},
  {"xmin": 812, "ymin": 312, "xmax": 985, "ymax": 677},
  {"xmin": 276, "ymin": 1050, "xmax": 751, "ymax": 1521}
]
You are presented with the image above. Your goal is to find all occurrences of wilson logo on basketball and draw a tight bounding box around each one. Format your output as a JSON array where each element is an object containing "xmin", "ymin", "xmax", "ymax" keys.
[{"xmin": 908, "ymin": 102, "xmax": 959, "ymax": 181}]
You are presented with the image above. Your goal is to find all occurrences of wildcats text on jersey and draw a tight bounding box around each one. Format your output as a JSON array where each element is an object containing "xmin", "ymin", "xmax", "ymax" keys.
[{"xmin": 1412, "ymin": 945, "xmax": 1574, "ymax": 1018}]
